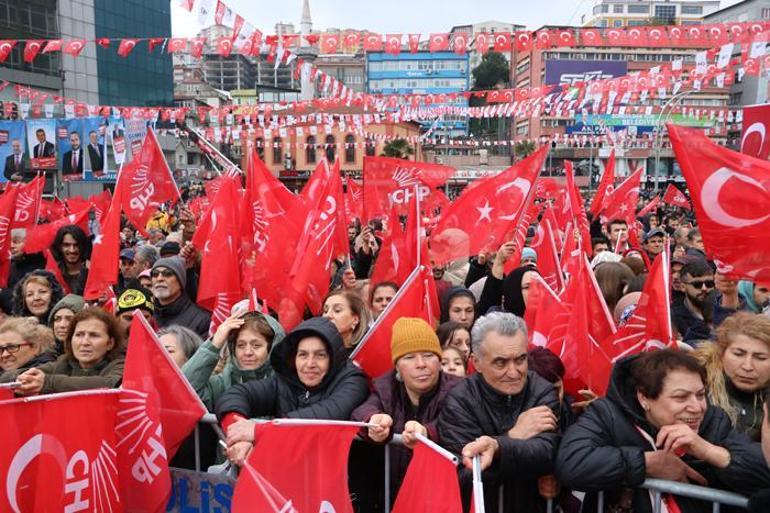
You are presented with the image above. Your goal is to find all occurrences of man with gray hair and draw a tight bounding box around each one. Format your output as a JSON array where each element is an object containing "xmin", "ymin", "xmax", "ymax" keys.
[
  {"xmin": 438, "ymin": 311, "xmax": 560, "ymax": 511},
  {"xmin": 133, "ymin": 244, "xmax": 159, "ymax": 273}
]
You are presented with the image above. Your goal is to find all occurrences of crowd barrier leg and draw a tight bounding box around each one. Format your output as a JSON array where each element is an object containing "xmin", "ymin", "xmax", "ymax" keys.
[
  {"xmin": 546, "ymin": 497, "xmax": 553, "ymax": 513},
  {"xmin": 384, "ymin": 446, "xmax": 391, "ymax": 513},
  {"xmin": 194, "ymin": 424, "xmax": 201, "ymax": 472},
  {"xmin": 597, "ymin": 490, "xmax": 604, "ymax": 513},
  {"xmin": 652, "ymin": 490, "xmax": 662, "ymax": 513}
]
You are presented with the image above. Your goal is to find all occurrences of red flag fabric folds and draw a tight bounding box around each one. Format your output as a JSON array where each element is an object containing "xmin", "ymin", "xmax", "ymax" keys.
[
  {"xmin": 669, "ymin": 124, "xmax": 770, "ymax": 284},
  {"xmin": 662, "ymin": 184, "xmax": 691, "ymax": 210},
  {"xmin": 0, "ymin": 390, "xmax": 122, "ymax": 513},
  {"xmin": 590, "ymin": 150, "xmax": 616, "ymax": 217},
  {"xmin": 82, "ymin": 189, "xmax": 122, "ymax": 300},
  {"xmin": 600, "ymin": 167, "xmax": 643, "ymax": 224},
  {"xmin": 23, "ymin": 209, "xmax": 90, "ymax": 255},
  {"xmin": 0, "ymin": 185, "xmax": 18, "ymax": 287},
  {"xmin": 391, "ymin": 439, "xmax": 462, "ymax": 513},
  {"xmin": 233, "ymin": 422, "xmax": 360, "ymax": 513},
  {"xmin": 11, "ymin": 174, "xmax": 43, "ymax": 227}
]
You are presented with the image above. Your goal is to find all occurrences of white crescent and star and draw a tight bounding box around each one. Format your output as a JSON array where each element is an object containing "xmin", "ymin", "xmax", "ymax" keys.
[
  {"xmin": 741, "ymin": 121, "xmax": 766, "ymax": 156},
  {"xmin": 700, "ymin": 167, "xmax": 770, "ymax": 228},
  {"xmin": 7, "ymin": 434, "xmax": 68, "ymax": 513},
  {"xmin": 476, "ymin": 200, "xmax": 493, "ymax": 222}
]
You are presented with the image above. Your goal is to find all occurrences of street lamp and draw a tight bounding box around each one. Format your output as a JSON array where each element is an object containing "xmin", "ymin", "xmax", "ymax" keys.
[{"xmin": 652, "ymin": 89, "xmax": 695, "ymax": 192}]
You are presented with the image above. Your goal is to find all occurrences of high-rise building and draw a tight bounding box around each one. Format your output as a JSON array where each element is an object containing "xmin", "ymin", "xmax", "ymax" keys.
[
  {"xmin": 0, "ymin": 0, "xmax": 173, "ymax": 106},
  {"xmin": 580, "ymin": 0, "xmax": 721, "ymax": 27},
  {"xmin": 450, "ymin": 21, "xmax": 525, "ymax": 72}
]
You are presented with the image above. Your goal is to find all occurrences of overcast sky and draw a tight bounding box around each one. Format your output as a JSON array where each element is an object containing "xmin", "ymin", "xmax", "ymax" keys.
[{"xmin": 171, "ymin": 0, "xmax": 745, "ymax": 37}]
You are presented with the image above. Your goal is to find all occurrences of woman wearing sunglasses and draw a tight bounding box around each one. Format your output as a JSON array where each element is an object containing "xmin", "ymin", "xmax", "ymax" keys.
[{"xmin": 150, "ymin": 257, "xmax": 211, "ymax": 339}]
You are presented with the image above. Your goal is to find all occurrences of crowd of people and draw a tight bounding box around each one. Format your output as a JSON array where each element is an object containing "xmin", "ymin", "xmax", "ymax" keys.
[{"xmin": 0, "ymin": 182, "xmax": 769, "ymax": 513}]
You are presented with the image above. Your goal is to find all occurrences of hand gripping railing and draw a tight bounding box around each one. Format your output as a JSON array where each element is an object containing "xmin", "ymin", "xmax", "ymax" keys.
[{"xmin": 192, "ymin": 414, "xmax": 751, "ymax": 513}]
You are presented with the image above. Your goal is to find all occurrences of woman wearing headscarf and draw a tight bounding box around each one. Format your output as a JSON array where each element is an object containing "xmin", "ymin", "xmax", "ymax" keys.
[{"xmin": 439, "ymin": 287, "xmax": 477, "ymax": 328}]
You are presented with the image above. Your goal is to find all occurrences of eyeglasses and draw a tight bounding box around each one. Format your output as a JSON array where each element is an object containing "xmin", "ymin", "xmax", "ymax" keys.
[
  {"xmin": 0, "ymin": 343, "xmax": 32, "ymax": 355},
  {"xmin": 685, "ymin": 279, "xmax": 715, "ymax": 290},
  {"xmin": 150, "ymin": 269, "xmax": 175, "ymax": 279}
]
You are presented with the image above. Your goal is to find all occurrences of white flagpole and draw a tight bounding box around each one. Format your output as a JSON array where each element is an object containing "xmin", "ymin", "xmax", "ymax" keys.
[
  {"xmin": 472, "ymin": 455, "xmax": 486, "ymax": 513},
  {"xmin": 415, "ymin": 184, "xmax": 422, "ymax": 266},
  {"xmin": 413, "ymin": 432, "xmax": 458, "ymax": 465}
]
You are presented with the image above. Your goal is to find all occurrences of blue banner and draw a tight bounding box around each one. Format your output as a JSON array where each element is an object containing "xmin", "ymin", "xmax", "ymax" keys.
[
  {"xmin": 0, "ymin": 120, "xmax": 28, "ymax": 182},
  {"xmin": 167, "ymin": 469, "xmax": 233, "ymax": 513}
]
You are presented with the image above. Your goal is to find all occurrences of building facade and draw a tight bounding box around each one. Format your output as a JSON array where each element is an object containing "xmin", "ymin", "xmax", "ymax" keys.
[
  {"xmin": 510, "ymin": 27, "xmax": 730, "ymax": 186},
  {"xmin": 450, "ymin": 21, "xmax": 524, "ymax": 72},
  {"xmin": 580, "ymin": 0, "xmax": 721, "ymax": 27},
  {"xmin": 366, "ymin": 51, "xmax": 470, "ymax": 138}
]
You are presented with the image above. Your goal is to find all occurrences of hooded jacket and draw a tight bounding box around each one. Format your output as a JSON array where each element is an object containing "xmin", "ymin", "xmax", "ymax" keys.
[
  {"xmin": 215, "ymin": 317, "xmax": 369, "ymax": 421},
  {"xmin": 437, "ymin": 371, "xmax": 560, "ymax": 512},
  {"xmin": 154, "ymin": 292, "xmax": 211, "ymax": 340},
  {"xmin": 556, "ymin": 354, "xmax": 770, "ymax": 513},
  {"xmin": 183, "ymin": 313, "xmax": 286, "ymax": 411}
]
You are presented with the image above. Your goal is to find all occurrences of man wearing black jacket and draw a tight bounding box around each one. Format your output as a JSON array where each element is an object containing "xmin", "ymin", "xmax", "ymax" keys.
[
  {"xmin": 150, "ymin": 257, "xmax": 211, "ymax": 339},
  {"xmin": 438, "ymin": 311, "xmax": 560, "ymax": 512}
]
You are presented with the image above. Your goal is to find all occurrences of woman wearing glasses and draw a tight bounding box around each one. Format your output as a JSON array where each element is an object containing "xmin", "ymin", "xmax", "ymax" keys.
[
  {"xmin": 696, "ymin": 312, "xmax": 770, "ymax": 441},
  {"xmin": 0, "ymin": 317, "xmax": 56, "ymax": 377}
]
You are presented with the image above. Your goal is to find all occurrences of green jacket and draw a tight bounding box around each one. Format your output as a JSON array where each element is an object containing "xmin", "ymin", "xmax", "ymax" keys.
[
  {"xmin": 182, "ymin": 313, "xmax": 286, "ymax": 411},
  {"xmin": 1, "ymin": 354, "xmax": 124, "ymax": 393}
]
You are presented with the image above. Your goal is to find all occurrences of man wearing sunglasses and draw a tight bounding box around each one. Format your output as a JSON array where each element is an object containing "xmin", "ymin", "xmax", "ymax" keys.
[
  {"xmin": 670, "ymin": 259, "xmax": 715, "ymax": 344},
  {"xmin": 150, "ymin": 257, "xmax": 211, "ymax": 339}
]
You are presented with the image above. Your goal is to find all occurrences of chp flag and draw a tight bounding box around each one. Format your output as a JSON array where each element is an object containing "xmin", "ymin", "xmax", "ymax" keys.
[{"xmin": 668, "ymin": 123, "xmax": 770, "ymax": 285}]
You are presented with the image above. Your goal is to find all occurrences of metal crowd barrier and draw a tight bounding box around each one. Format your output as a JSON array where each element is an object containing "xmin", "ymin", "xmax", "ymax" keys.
[{"xmin": 171, "ymin": 414, "xmax": 750, "ymax": 513}]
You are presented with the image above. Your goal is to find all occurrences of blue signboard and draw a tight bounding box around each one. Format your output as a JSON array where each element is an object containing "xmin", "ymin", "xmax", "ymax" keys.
[
  {"xmin": 544, "ymin": 59, "xmax": 628, "ymax": 86},
  {"xmin": 167, "ymin": 469, "xmax": 233, "ymax": 513}
]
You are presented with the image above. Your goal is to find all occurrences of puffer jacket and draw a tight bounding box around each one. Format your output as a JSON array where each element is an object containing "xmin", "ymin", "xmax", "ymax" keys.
[
  {"xmin": 182, "ymin": 313, "xmax": 286, "ymax": 411},
  {"xmin": 437, "ymin": 371, "xmax": 560, "ymax": 513},
  {"xmin": 1, "ymin": 354, "xmax": 124, "ymax": 393},
  {"xmin": 556, "ymin": 354, "xmax": 770, "ymax": 513},
  {"xmin": 154, "ymin": 293, "xmax": 211, "ymax": 339},
  {"xmin": 351, "ymin": 370, "xmax": 462, "ymax": 498},
  {"xmin": 215, "ymin": 317, "xmax": 369, "ymax": 421}
]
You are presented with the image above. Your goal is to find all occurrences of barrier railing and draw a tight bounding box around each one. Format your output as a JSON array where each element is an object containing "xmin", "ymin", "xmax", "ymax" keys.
[{"xmin": 181, "ymin": 414, "xmax": 750, "ymax": 513}]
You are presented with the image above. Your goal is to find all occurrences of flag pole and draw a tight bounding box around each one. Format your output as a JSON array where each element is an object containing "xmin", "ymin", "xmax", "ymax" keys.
[
  {"xmin": 472, "ymin": 455, "xmax": 486, "ymax": 513},
  {"xmin": 415, "ymin": 184, "xmax": 422, "ymax": 267},
  {"xmin": 414, "ymin": 432, "xmax": 458, "ymax": 465},
  {"xmin": 348, "ymin": 265, "xmax": 422, "ymax": 361}
]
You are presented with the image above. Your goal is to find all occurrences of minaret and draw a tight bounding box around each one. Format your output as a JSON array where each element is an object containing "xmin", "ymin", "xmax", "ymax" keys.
[{"xmin": 297, "ymin": 0, "xmax": 318, "ymax": 101}]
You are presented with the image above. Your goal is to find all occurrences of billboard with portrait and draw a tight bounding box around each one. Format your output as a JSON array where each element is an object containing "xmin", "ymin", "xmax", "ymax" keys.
[
  {"xmin": 0, "ymin": 121, "xmax": 28, "ymax": 182},
  {"xmin": 26, "ymin": 119, "xmax": 57, "ymax": 170},
  {"xmin": 56, "ymin": 119, "xmax": 86, "ymax": 181}
]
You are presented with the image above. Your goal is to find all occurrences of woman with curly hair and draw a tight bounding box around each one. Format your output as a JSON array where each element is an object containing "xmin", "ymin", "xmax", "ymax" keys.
[{"xmin": 12, "ymin": 270, "xmax": 63, "ymax": 324}]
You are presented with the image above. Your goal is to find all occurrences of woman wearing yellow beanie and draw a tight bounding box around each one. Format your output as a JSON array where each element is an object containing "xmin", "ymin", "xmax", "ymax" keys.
[{"xmin": 351, "ymin": 317, "xmax": 463, "ymax": 501}]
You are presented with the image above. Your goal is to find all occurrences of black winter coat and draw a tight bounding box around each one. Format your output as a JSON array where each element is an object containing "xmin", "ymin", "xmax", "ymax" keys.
[
  {"xmin": 556, "ymin": 354, "xmax": 770, "ymax": 513},
  {"xmin": 438, "ymin": 371, "xmax": 560, "ymax": 513},
  {"xmin": 153, "ymin": 293, "xmax": 211, "ymax": 339},
  {"xmin": 215, "ymin": 317, "xmax": 369, "ymax": 421}
]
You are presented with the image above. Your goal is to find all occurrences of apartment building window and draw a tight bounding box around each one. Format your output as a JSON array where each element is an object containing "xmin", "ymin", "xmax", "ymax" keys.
[
  {"xmin": 306, "ymin": 136, "xmax": 317, "ymax": 164},
  {"xmin": 272, "ymin": 137, "xmax": 282, "ymax": 166},
  {"xmin": 613, "ymin": 20, "xmax": 623, "ymax": 27},
  {"xmin": 325, "ymin": 135, "xmax": 336, "ymax": 162},
  {"xmin": 365, "ymin": 139, "xmax": 377, "ymax": 157},
  {"xmin": 613, "ymin": 4, "xmax": 623, "ymax": 13},
  {"xmin": 654, "ymin": 5, "xmax": 676, "ymax": 23},
  {"xmin": 345, "ymin": 134, "xmax": 356, "ymax": 163},
  {"xmin": 627, "ymin": 4, "xmax": 650, "ymax": 14},
  {"xmin": 255, "ymin": 138, "xmax": 265, "ymax": 160},
  {"xmin": 593, "ymin": 4, "xmax": 608, "ymax": 14},
  {"xmin": 681, "ymin": 5, "xmax": 703, "ymax": 15},
  {"xmin": 763, "ymin": 7, "xmax": 770, "ymax": 19}
]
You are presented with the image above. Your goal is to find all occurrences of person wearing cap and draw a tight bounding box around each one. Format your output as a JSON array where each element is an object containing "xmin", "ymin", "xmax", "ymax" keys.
[
  {"xmin": 118, "ymin": 248, "xmax": 138, "ymax": 291},
  {"xmin": 182, "ymin": 311, "xmax": 286, "ymax": 411},
  {"xmin": 137, "ymin": 269, "xmax": 152, "ymax": 290},
  {"xmin": 642, "ymin": 227, "xmax": 666, "ymax": 262},
  {"xmin": 351, "ymin": 317, "xmax": 462, "ymax": 500},
  {"xmin": 151, "ymin": 257, "xmax": 211, "ymax": 339},
  {"xmin": 159, "ymin": 241, "xmax": 181, "ymax": 258},
  {"xmin": 215, "ymin": 317, "xmax": 369, "ymax": 466},
  {"xmin": 115, "ymin": 287, "xmax": 155, "ymax": 338},
  {"xmin": 438, "ymin": 311, "xmax": 560, "ymax": 512},
  {"xmin": 520, "ymin": 247, "xmax": 538, "ymax": 267},
  {"xmin": 48, "ymin": 294, "xmax": 85, "ymax": 355}
]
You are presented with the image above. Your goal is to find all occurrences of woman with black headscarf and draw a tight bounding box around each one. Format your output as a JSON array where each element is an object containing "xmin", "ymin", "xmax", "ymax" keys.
[
  {"xmin": 439, "ymin": 287, "xmax": 477, "ymax": 328},
  {"xmin": 477, "ymin": 241, "xmax": 540, "ymax": 317}
]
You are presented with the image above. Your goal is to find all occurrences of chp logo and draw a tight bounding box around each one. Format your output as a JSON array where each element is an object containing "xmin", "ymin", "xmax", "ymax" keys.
[
  {"xmin": 251, "ymin": 200, "xmax": 269, "ymax": 253},
  {"xmin": 128, "ymin": 163, "xmax": 156, "ymax": 211},
  {"xmin": 116, "ymin": 389, "xmax": 168, "ymax": 486},
  {"xmin": 13, "ymin": 191, "xmax": 35, "ymax": 224},
  {"xmin": 388, "ymin": 166, "xmax": 430, "ymax": 205},
  {"xmin": 6, "ymin": 434, "xmax": 119, "ymax": 513}
]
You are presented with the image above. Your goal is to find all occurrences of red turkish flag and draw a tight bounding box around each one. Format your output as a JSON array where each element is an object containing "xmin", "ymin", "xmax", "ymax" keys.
[
  {"xmin": 503, "ymin": 199, "xmax": 542, "ymax": 275},
  {"xmin": 531, "ymin": 215, "xmax": 565, "ymax": 293},
  {"xmin": 63, "ymin": 39, "xmax": 87, "ymax": 57},
  {"xmin": 193, "ymin": 177, "xmax": 241, "ymax": 326},
  {"xmin": 475, "ymin": 32, "xmax": 490, "ymax": 55},
  {"xmin": 119, "ymin": 312, "xmax": 207, "ymax": 513},
  {"xmin": 320, "ymin": 33, "xmax": 340, "ymax": 54},
  {"xmin": 391, "ymin": 439, "xmax": 462, "ymax": 513},
  {"xmin": 0, "ymin": 390, "xmax": 122, "ymax": 513},
  {"xmin": 281, "ymin": 160, "xmax": 348, "ymax": 326},
  {"xmin": 83, "ymin": 187, "xmax": 122, "ymax": 300},
  {"xmin": 362, "ymin": 156, "xmax": 455, "ymax": 221},
  {"xmin": 189, "ymin": 37, "xmax": 206, "ymax": 58},
  {"xmin": 40, "ymin": 197, "xmax": 68, "ymax": 221},
  {"xmin": 452, "ymin": 32, "xmax": 468, "ymax": 55},
  {"xmin": 370, "ymin": 198, "xmax": 420, "ymax": 288},
  {"xmin": 600, "ymin": 167, "xmax": 643, "ymax": 224},
  {"xmin": 12, "ymin": 174, "xmax": 44, "ymax": 227},
  {"xmin": 429, "ymin": 145, "xmax": 547, "ymax": 266},
  {"xmin": 116, "ymin": 128, "xmax": 180, "ymax": 231},
  {"xmin": 23, "ymin": 40, "xmax": 43, "ymax": 63},
  {"xmin": 23, "ymin": 210, "xmax": 90, "ymax": 255},
  {"xmin": 117, "ymin": 38, "xmax": 139, "ymax": 57},
  {"xmin": 233, "ymin": 422, "xmax": 360, "ymax": 513},
  {"xmin": 604, "ymin": 248, "xmax": 675, "ymax": 361},
  {"xmin": 627, "ymin": 27, "xmax": 649, "ymax": 46},
  {"xmin": 557, "ymin": 29, "xmax": 576, "ymax": 47},
  {"xmin": 344, "ymin": 177, "xmax": 363, "ymax": 224},
  {"xmin": 580, "ymin": 29, "xmax": 604, "ymax": 47},
  {"xmin": 525, "ymin": 273, "xmax": 569, "ymax": 349},
  {"xmin": 68, "ymin": 189, "xmax": 112, "ymax": 223},
  {"xmin": 534, "ymin": 30, "xmax": 553, "ymax": 49},
  {"xmin": 669, "ymin": 124, "xmax": 770, "ymax": 284},
  {"xmin": 352, "ymin": 265, "xmax": 438, "ymax": 378},
  {"xmin": 647, "ymin": 26, "xmax": 670, "ymax": 47},
  {"xmin": 42, "ymin": 39, "xmax": 62, "ymax": 53},
  {"xmin": 216, "ymin": 36, "xmax": 233, "ymax": 57},
  {"xmin": 557, "ymin": 256, "xmax": 615, "ymax": 396},
  {"xmin": 385, "ymin": 34, "xmax": 403, "ymax": 55},
  {"xmin": 429, "ymin": 33, "xmax": 450, "ymax": 53},
  {"xmin": 0, "ymin": 40, "xmax": 15, "ymax": 62},
  {"xmin": 0, "ymin": 185, "xmax": 18, "ymax": 287},
  {"xmin": 167, "ymin": 38, "xmax": 187, "ymax": 53},
  {"xmin": 605, "ymin": 28, "xmax": 627, "ymax": 46},
  {"xmin": 565, "ymin": 161, "xmax": 592, "ymax": 255},
  {"xmin": 493, "ymin": 32, "xmax": 512, "ymax": 52},
  {"xmin": 740, "ymin": 103, "xmax": 770, "ymax": 159},
  {"xmin": 663, "ymin": 184, "xmax": 691, "ymax": 210},
  {"xmin": 363, "ymin": 33, "xmax": 383, "ymax": 51},
  {"xmin": 638, "ymin": 195, "xmax": 661, "ymax": 218},
  {"xmin": 590, "ymin": 149, "xmax": 616, "ymax": 217}
]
